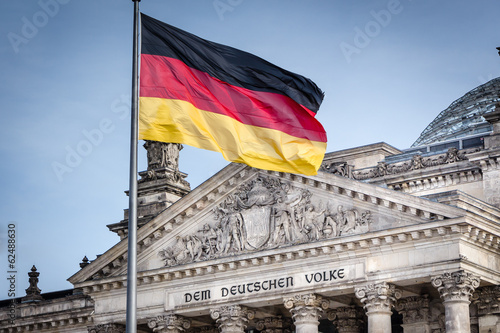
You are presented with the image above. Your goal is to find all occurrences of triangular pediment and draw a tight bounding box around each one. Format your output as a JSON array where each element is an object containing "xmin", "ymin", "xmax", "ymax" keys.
[{"xmin": 69, "ymin": 162, "xmax": 466, "ymax": 286}]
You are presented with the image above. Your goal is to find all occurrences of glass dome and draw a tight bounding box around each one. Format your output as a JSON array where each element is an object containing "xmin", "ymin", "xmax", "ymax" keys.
[{"xmin": 412, "ymin": 77, "xmax": 500, "ymax": 147}]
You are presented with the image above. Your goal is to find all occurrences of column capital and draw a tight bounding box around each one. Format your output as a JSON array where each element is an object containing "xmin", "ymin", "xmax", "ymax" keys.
[
  {"xmin": 326, "ymin": 306, "xmax": 365, "ymax": 333},
  {"xmin": 210, "ymin": 305, "xmax": 254, "ymax": 333},
  {"xmin": 283, "ymin": 293, "xmax": 330, "ymax": 310},
  {"xmin": 355, "ymin": 282, "xmax": 402, "ymax": 315},
  {"xmin": 283, "ymin": 293, "xmax": 329, "ymax": 329},
  {"xmin": 88, "ymin": 323, "xmax": 126, "ymax": 333},
  {"xmin": 431, "ymin": 270, "xmax": 480, "ymax": 303},
  {"xmin": 395, "ymin": 295, "xmax": 430, "ymax": 324},
  {"xmin": 148, "ymin": 314, "xmax": 191, "ymax": 333},
  {"xmin": 471, "ymin": 285, "xmax": 500, "ymax": 315}
]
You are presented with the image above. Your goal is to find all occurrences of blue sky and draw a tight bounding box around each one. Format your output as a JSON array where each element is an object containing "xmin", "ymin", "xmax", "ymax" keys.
[{"xmin": 1, "ymin": 0, "xmax": 499, "ymax": 298}]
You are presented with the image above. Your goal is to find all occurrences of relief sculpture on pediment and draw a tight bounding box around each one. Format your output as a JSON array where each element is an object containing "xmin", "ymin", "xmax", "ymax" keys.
[{"xmin": 158, "ymin": 176, "xmax": 372, "ymax": 267}]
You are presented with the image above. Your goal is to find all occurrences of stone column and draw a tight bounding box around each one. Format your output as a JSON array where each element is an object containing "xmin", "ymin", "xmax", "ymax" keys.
[
  {"xmin": 283, "ymin": 293, "xmax": 329, "ymax": 333},
  {"xmin": 326, "ymin": 306, "xmax": 365, "ymax": 333},
  {"xmin": 210, "ymin": 305, "xmax": 255, "ymax": 333},
  {"xmin": 431, "ymin": 270, "xmax": 480, "ymax": 333},
  {"xmin": 255, "ymin": 316, "xmax": 293, "ymax": 333},
  {"xmin": 472, "ymin": 286, "xmax": 500, "ymax": 333},
  {"xmin": 355, "ymin": 282, "xmax": 402, "ymax": 333},
  {"xmin": 395, "ymin": 295, "xmax": 431, "ymax": 333},
  {"xmin": 88, "ymin": 323, "xmax": 126, "ymax": 333},
  {"xmin": 148, "ymin": 314, "xmax": 191, "ymax": 333}
]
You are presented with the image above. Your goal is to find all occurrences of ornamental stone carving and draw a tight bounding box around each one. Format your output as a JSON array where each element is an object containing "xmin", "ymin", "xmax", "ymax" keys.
[
  {"xmin": 431, "ymin": 271, "xmax": 480, "ymax": 302},
  {"xmin": 326, "ymin": 306, "xmax": 365, "ymax": 333},
  {"xmin": 22, "ymin": 265, "xmax": 43, "ymax": 302},
  {"xmin": 210, "ymin": 305, "xmax": 255, "ymax": 333},
  {"xmin": 355, "ymin": 282, "xmax": 402, "ymax": 314},
  {"xmin": 144, "ymin": 141, "xmax": 182, "ymax": 171},
  {"xmin": 337, "ymin": 147, "xmax": 477, "ymax": 180},
  {"xmin": 255, "ymin": 316, "xmax": 293, "ymax": 333},
  {"xmin": 471, "ymin": 285, "xmax": 500, "ymax": 315},
  {"xmin": 395, "ymin": 295, "xmax": 431, "ymax": 324},
  {"xmin": 140, "ymin": 141, "xmax": 189, "ymax": 187},
  {"xmin": 158, "ymin": 176, "xmax": 372, "ymax": 267},
  {"xmin": 320, "ymin": 161, "xmax": 352, "ymax": 177},
  {"xmin": 148, "ymin": 314, "xmax": 191, "ymax": 333},
  {"xmin": 88, "ymin": 324, "xmax": 126, "ymax": 333},
  {"xmin": 283, "ymin": 293, "xmax": 329, "ymax": 327}
]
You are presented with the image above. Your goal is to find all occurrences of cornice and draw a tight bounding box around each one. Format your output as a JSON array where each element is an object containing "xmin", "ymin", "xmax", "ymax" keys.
[
  {"xmin": 423, "ymin": 190, "xmax": 500, "ymax": 222},
  {"xmin": 322, "ymin": 142, "xmax": 402, "ymax": 161},
  {"xmin": 373, "ymin": 162, "xmax": 483, "ymax": 194},
  {"xmin": 0, "ymin": 304, "xmax": 93, "ymax": 332}
]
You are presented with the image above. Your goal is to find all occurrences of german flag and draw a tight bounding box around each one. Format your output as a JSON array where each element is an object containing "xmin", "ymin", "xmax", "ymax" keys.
[{"xmin": 139, "ymin": 14, "xmax": 327, "ymax": 175}]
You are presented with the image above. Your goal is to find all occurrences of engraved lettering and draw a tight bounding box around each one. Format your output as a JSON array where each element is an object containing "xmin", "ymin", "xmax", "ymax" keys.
[
  {"xmin": 237, "ymin": 284, "xmax": 245, "ymax": 294},
  {"xmin": 262, "ymin": 280, "xmax": 269, "ymax": 290},
  {"xmin": 269, "ymin": 279, "xmax": 277, "ymax": 289},
  {"xmin": 305, "ymin": 269, "xmax": 345, "ymax": 284},
  {"xmin": 201, "ymin": 290, "xmax": 211, "ymax": 300}
]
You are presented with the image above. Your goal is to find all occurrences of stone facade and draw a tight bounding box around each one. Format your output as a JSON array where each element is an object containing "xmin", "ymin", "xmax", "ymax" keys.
[{"xmin": 2, "ymin": 80, "xmax": 500, "ymax": 332}]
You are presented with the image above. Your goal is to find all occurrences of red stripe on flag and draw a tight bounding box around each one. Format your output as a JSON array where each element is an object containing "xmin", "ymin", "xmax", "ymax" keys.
[{"xmin": 140, "ymin": 54, "xmax": 327, "ymax": 143}]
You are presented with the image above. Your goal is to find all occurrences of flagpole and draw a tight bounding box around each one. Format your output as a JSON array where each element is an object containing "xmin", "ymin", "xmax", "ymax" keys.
[{"xmin": 126, "ymin": 1, "xmax": 140, "ymax": 332}]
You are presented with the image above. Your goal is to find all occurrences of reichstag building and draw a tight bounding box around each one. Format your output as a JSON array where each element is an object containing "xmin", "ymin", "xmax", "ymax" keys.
[{"xmin": 1, "ymin": 78, "xmax": 500, "ymax": 333}]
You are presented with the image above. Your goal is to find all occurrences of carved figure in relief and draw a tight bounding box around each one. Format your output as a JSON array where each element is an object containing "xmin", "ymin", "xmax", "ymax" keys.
[
  {"xmin": 334, "ymin": 205, "xmax": 348, "ymax": 234},
  {"xmin": 199, "ymin": 224, "xmax": 217, "ymax": 257},
  {"xmin": 376, "ymin": 162, "xmax": 386, "ymax": 176},
  {"xmin": 186, "ymin": 235, "xmax": 203, "ymax": 261},
  {"xmin": 444, "ymin": 147, "xmax": 460, "ymax": 163},
  {"xmin": 321, "ymin": 162, "xmax": 350, "ymax": 177},
  {"xmin": 343, "ymin": 209, "xmax": 358, "ymax": 234},
  {"xmin": 215, "ymin": 222, "xmax": 225, "ymax": 253},
  {"xmin": 284, "ymin": 190, "xmax": 309, "ymax": 243},
  {"xmin": 327, "ymin": 205, "xmax": 372, "ymax": 236},
  {"xmin": 411, "ymin": 154, "xmax": 424, "ymax": 170},
  {"xmin": 272, "ymin": 196, "xmax": 293, "ymax": 245},
  {"xmin": 222, "ymin": 208, "xmax": 244, "ymax": 253},
  {"xmin": 303, "ymin": 204, "xmax": 325, "ymax": 240},
  {"xmin": 172, "ymin": 236, "xmax": 189, "ymax": 264},
  {"xmin": 323, "ymin": 214, "xmax": 338, "ymax": 238},
  {"xmin": 357, "ymin": 211, "xmax": 371, "ymax": 233}
]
